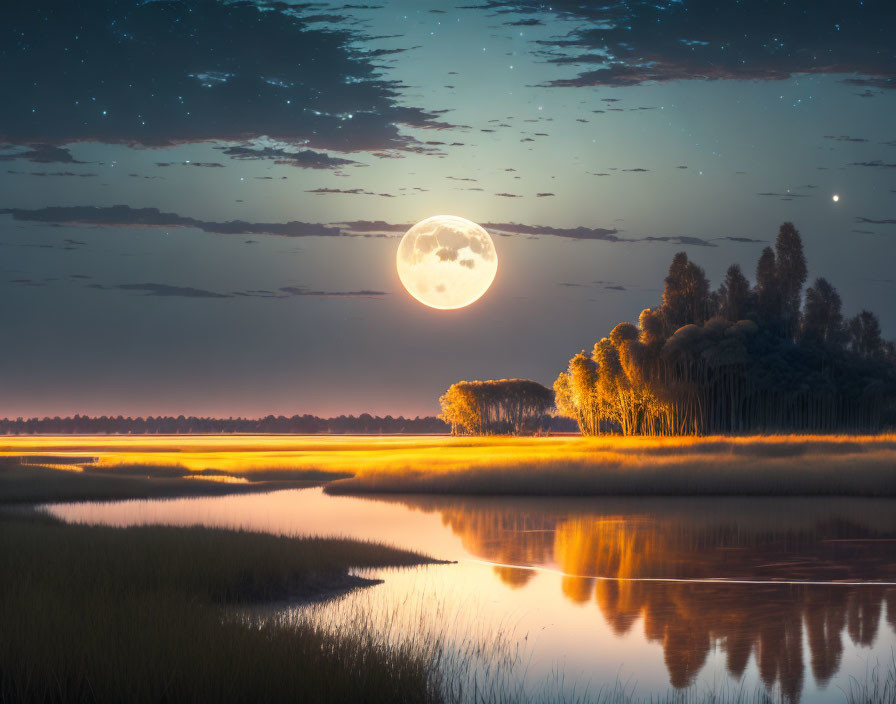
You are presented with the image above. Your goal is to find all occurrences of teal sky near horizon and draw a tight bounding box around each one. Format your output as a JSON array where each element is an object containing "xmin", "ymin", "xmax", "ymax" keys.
[{"xmin": 1, "ymin": 0, "xmax": 895, "ymax": 417}]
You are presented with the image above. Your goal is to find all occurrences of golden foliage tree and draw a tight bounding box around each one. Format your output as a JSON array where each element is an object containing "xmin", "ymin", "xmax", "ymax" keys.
[{"xmin": 439, "ymin": 379, "xmax": 554, "ymax": 435}]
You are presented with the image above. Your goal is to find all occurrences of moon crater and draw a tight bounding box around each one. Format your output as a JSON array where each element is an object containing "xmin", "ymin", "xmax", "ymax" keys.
[{"xmin": 397, "ymin": 215, "xmax": 498, "ymax": 309}]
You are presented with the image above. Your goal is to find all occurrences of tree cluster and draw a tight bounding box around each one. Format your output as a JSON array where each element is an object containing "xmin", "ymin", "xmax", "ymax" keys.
[
  {"xmin": 555, "ymin": 223, "xmax": 896, "ymax": 435},
  {"xmin": 439, "ymin": 379, "xmax": 554, "ymax": 435}
]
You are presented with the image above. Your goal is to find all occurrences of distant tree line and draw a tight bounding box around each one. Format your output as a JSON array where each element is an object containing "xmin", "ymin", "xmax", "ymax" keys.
[
  {"xmin": 0, "ymin": 412, "xmax": 578, "ymax": 436},
  {"xmin": 555, "ymin": 222, "xmax": 896, "ymax": 435},
  {"xmin": 439, "ymin": 379, "xmax": 555, "ymax": 435},
  {"xmin": 0, "ymin": 414, "xmax": 450, "ymax": 435}
]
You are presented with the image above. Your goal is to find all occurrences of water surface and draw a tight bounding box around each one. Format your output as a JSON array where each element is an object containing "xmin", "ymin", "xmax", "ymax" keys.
[{"xmin": 46, "ymin": 490, "xmax": 896, "ymax": 702}]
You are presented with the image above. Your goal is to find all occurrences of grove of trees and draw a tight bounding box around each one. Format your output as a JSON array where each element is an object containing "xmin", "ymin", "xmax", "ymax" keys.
[
  {"xmin": 439, "ymin": 379, "xmax": 554, "ymax": 435},
  {"xmin": 554, "ymin": 222, "xmax": 896, "ymax": 435}
]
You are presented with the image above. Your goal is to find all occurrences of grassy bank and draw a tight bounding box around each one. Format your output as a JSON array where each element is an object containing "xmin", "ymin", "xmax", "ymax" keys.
[
  {"xmin": 0, "ymin": 510, "xmax": 442, "ymax": 703},
  {"xmin": 0, "ymin": 458, "xmax": 348, "ymax": 504},
  {"xmin": 323, "ymin": 435, "xmax": 896, "ymax": 496},
  {"xmin": 5, "ymin": 434, "xmax": 896, "ymax": 498}
]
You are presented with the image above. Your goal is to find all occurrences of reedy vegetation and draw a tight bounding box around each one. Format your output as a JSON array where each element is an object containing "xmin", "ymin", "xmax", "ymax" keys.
[
  {"xmin": 554, "ymin": 223, "xmax": 896, "ymax": 436},
  {"xmin": 0, "ymin": 511, "xmax": 441, "ymax": 704}
]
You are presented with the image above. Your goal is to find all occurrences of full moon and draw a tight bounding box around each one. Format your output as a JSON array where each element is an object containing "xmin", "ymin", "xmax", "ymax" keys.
[{"xmin": 396, "ymin": 215, "xmax": 498, "ymax": 310}]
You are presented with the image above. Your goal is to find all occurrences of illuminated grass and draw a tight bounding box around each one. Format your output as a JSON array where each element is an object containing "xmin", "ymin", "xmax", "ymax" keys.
[
  {"xmin": 326, "ymin": 437, "xmax": 896, "ymax": 496},
  {"xmin": 3, "ymin": 434, "xmax": 896, "ymax": 498}
]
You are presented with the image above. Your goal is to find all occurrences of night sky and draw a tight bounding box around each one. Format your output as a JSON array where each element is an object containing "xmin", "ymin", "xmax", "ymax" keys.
[{"xmin": 2, "ymin": 1, "xmax": 895, "ymax": 418}]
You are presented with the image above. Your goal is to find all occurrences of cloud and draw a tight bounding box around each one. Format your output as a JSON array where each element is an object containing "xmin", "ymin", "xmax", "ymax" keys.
[
  {"xmin": 757, "ymin": 192, "xmax": 812, "ymax": 198},
  {"xmin": 484, "ymin": 222, "xmax": 622, "ymax": 241},
  {"xmin": 475, "ymin": 0, "xmax": 896, "ymax": 90},
  {"xmin": 536, "ymin": 192, "xmax": 555, "ymax": 197},
  {"xmin": 0, "ymin": 144, "xmax": 85, "ymax": 163},
  {"xmin": 86, "ymin": 281, "xmax": 387, "ymax": 300},
  {"xmin": 856, "ymin": 217, "xmax": 896, "ymax": 225},
  {"xmin": 559, "ymin": 281, "xmax": 628, "ymax": 291},
  {"xmin": 0, "ymin": 2, "xmax": 453, "ymax": 153},
  {"xmin": 339, "ymin": 220, "xmax": 411, "ymax": 234},
  {"xmin": 216, "ymin": 145, "xmax": 357, "ymax": 169},
  {"xmin": 843, "ymin": 77, "xmax": 895, "ymax": 90},
  {"xmin": 155, "ymin": 161, "xmax": 225, "ymax": 168},
  {"xmin": 93, "ymin": 283, "xmax": 232, "ymax": 299},
  {"xmin": 713, "ymin": 236, "xmax": 765, "ymax": 243},
  {"xmin": 636, "ymin": 236, "xmax": 715, "ymax": 247},
  {"xmin": 494, "ymin": 192, "xmax": 522, "ymax": 197},
  {"xmin": 0, "ymin": 206, "xmax": 765, "ymax": 248},
  {"xmin": 306, "ymin": 187, "xmax": 395, "ymax": 197},
  {"xmin": 0, "ymin": 205, "xmax": 341, "ymax": 238},
  {"xmin": 848, "ymin": 160, "xmax": 896, "ymax": 168},
  {"xmin": 277, "ymin": 287, "xmax": 388, "ymax": 298},
  {"xmin": 823, "ymin": 135, "xmax": 868, "ymax": 143},
  {"xmin": 6, "ymin": 170, "xmax": 97, "ymax": 178}
]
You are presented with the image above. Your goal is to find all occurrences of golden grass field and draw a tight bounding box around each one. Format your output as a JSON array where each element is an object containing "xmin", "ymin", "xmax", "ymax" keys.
[{"xmin": 2, "ymin": 433, "xmax": 896, "ymax": 496}]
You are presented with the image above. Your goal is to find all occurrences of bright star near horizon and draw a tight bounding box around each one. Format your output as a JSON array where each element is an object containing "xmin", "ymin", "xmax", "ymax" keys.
[{"xmin": 832, "ymin": 194, "xmax": 840, "ymax": 202}]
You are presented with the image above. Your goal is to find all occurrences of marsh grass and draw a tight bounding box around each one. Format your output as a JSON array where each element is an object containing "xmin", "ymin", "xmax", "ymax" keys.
[
  {"xmin": 6, "ymin": 433, "xmax": 896, "ymax": 497},
  {"xmin": 322, "ymin": 435, "xmax": 896, "ymax": 496},
  {"xmin": 5, "ymin": 434, "xmax": 896, "ymax": 497},
  {"xmin": 846, "ymin": 655, "xmax": 896, "ymax": 704},
  {"xmin": 0, "ymin": 510, "xmax": 443, "ymax": 703},
  {"xmin": 0, "ymin": 458, "xmax": 347, "ymax": 504}
]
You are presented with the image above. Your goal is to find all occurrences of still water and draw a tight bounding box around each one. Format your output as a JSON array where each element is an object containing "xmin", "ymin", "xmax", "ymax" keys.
[{"xmin": 45, "ymin": 490, "xmax": 896, "ymax": 702}]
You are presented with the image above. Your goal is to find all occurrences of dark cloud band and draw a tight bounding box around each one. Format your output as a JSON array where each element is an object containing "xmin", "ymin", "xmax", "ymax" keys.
[{"xmin": 0, "ymin": 2, "xmax": 452, "ymax": 152}]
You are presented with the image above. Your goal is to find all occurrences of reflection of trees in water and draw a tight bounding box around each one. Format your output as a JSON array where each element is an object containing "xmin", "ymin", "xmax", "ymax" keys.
[
  {"xmin": 437, "ymin": 504, "xmax": 556, "ymax": 588},
  {"xmin": 390, "ymin": 495, "xmax": 896, "ymax": 701}
]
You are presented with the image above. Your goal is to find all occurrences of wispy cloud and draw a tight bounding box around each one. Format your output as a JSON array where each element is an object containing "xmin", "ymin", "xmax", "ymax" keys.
[{"xmin": 0, "ymin": 206, "xmax": 770, "ymax": 249}]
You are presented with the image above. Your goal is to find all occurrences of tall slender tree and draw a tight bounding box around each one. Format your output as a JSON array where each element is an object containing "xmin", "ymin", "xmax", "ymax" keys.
[
  {"xmin": 755, "ymin": 247, "xmax": 779, "ymax": 327},
  {"xmin": 662, "ymin": 252, "xmax": 710, "ymax": 333},
  {"xmin": 717, "ymin": 264, "xmax": 751, "ymax": 322},
  {"xmin": 775, "ymin": 222, "xmax": 808, "ymax": 338},
  {"xmin": 848, "ymin": 311, "xmax": 884, "ymax": 360},
  {"xmin": 801, "ymin": 278, "xmax": 844, "ymax": 346}
]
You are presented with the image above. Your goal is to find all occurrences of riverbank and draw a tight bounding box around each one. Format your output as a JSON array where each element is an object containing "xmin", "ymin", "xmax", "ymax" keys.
[{"xmin": 0, "ymin": 509, "xmax": 442, "ymax": 703}]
